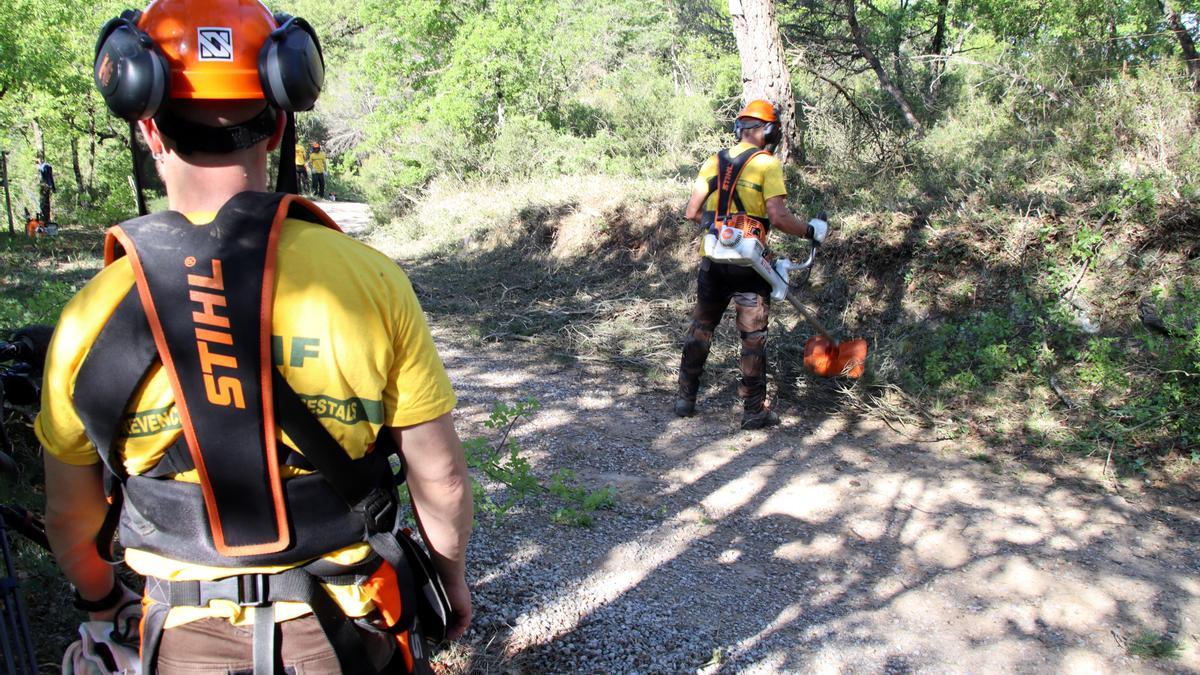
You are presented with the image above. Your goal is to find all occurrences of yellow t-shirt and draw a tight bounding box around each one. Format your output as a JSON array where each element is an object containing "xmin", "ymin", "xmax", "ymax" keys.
[
  {"xmin": 309, "ymin": 152, "xmax": 327, "ymax": 173},
  {"xmin": 294, "ymin": 144, "xmax": 307, "ymax": 167},
  {"xmin": 35, "ymin": 213, "xmax": 456, "ymax": 628},
  {"xmin": 693, "ymin": 142, "xmax": 787, "ymax": 219}
]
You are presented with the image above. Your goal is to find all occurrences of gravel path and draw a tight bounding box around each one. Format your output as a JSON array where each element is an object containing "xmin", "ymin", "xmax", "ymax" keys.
[
  {"xmin": 435, "ymin": 331, "xmax": 1199, "ymax": 674},
  {"xmin": 334, "ymin": 201, "xmax": 1200, "ymax": 673}
]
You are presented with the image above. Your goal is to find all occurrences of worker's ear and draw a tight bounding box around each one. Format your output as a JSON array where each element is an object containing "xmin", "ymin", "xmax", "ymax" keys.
[
  {"xmin": 137, "ymin": 118, "xmax": 166, "ymax": 157},
  {"xmin": 266, "ymin": 109, "xmax": 286, "ymax": 152}
]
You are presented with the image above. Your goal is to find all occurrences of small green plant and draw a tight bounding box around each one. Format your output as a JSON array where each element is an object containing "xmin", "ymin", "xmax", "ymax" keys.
[
  {"xmin": 461, "ymin": 398, "xmax": 543, "ymax": 520},
  {"xmin": 548, "ymin": 469, "xmax": 616, "ymax": 527},
  {"xmin": 702, "ymin": 647, "xmax": 724, "ymax": 669},
  {"xmin": 1126, "ymin": 630, "xmax": 1181, "ymax": 659},
  {"xmin": 1078, "ymin": 337, "xmax": 1128, "ymax": 389},
  {"xmin": 462, "ymin": 398, "xmax": 616, "ymax": 526}
]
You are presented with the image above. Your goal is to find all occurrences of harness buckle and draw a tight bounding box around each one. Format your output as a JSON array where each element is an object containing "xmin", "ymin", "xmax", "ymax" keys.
[
  {"xmin": 237, "ymin": 574, "xmax": 270, "ymax": 607},
  {"xmin": 356, "ymin": 489, "xmax": 397, "ymax": 535}
]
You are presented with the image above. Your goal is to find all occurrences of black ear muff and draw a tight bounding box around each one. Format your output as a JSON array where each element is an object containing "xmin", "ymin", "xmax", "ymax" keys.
[
  {"xmin": 763, "ymin": 121, "xmax": 781, "ymax": 147},
  {"xmin": 94, "ymin": 10, "xmax": 170, "ymax": 121},
  {"xmin": 733, "ymin": 119, "xmax": 745, "ymax": 140},
  {"xmin": 258, "ymin": 14, "xmax": 325, "ymax": 112}
]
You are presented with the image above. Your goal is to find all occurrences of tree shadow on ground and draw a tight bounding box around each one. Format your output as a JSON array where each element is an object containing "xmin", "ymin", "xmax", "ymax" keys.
[
  {"xmin": 429, "ymin": 336, "xmax": 1200, "ymax": 672},
  {"xmin": 394, "ymin": 189, "xmax": 1199, "ymax": 672}
]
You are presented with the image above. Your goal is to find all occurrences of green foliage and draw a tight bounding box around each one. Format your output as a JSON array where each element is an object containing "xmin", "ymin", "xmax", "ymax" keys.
[
  {"xmin": 1126, "ymin": 630, "xmax": 1182, "ymax": 659},
  {"xmin": 0, "ymin": 232, "xmax": 101, "ymax": 328},
  {"xmin": 462, "ymin": 398, "xmax": 543, "ymax": 520},
  {"xmin": 286, "ymin": 0, "xmax": 725, "ymax": 216},
  {"xmin": 916, "ymin": 301, "xmax": 1067, "ymax": 391},
  {"xmin": 1078, "ymin": 338, "xmax": 1128, "ymax": 389},
  {"xmin": 463, "ymin": 398, "xmax": 616, "ymax": 526},
  {"xmin": 548, "ymin": 470, "xmax": 616, "ymax": 527}
]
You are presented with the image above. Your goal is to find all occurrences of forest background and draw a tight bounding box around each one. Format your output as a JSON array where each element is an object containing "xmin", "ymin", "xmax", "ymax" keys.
[{"xmin": 1, "ymin": 0, "xmax": 1199, "ymax": 481}]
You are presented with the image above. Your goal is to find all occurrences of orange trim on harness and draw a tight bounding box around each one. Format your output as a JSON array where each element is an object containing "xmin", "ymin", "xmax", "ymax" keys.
[
  {"xmin": 361, "ymin": 561, "xmax": 416, "ymax": 672},
  {"xmin": 107, "ymin": 224, "xmax": 292, "ymax": 556}
]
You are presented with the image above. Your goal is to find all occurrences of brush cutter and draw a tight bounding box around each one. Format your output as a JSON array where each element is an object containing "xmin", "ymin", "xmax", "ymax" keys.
[{"xmin": 702, "ymin": 215, "xmax": 868, "ymax": 378}]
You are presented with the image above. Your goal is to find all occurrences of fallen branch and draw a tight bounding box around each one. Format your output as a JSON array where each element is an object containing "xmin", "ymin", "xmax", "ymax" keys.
[{"xmin": 1049, "ymin": 374, "xmax": 1076, "ymax": 409}]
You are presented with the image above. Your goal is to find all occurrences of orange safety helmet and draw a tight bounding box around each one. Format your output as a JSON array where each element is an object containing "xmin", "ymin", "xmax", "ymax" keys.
[
  {"xmin": 95, "ymin": 0, "xmax": 324, "ymax": 120},
  {"xmin": 736, "ymin": 99, "xmax": 778, "ymax": 123},
  {"xmin": 139, "ymin": 0, "xmax": 277, "ymax": 100}
]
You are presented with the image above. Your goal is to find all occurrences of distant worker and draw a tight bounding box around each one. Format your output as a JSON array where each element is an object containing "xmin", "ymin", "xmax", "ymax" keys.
[
  {"xmin": 37, "ymin": 159, "xmax": 56, "ymax": 224},
  {"xmin": 675, "ymin": 100, "xmax": 827, "ymax": 430},
  {"xmin": 309, "ymin": 142, "xmax": 327, "ymax": 198},
  {"xmin": 294, "ymin": 140, "xmax": 309, "ymax": 193}
]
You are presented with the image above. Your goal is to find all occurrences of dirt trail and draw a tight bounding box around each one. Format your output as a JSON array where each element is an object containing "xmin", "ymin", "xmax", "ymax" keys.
[
  {"xmin": 314, "ymin": 198, "xmax": 372, "ymax": 236},
  {"xmin": 436, "ymin": 332, "xmax": 1199, "ymax": 674},
  {"xmin": 341, "ymin": 201, "xmax": 1200, "ymax": 672}
]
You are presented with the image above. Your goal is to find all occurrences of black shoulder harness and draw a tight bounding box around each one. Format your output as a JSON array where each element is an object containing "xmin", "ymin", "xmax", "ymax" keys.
[
  {"xmin": 72, "ymin": 192, "xmax": 446, "ymax": 674},
  {"xmin": 702, "ymin": 145, "xmax": 768, "ymax": 230}
]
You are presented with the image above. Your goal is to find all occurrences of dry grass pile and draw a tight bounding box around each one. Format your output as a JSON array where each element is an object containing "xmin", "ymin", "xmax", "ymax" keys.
[{"xmin": 373, "ymin": 175, "xmax": 720, "ymax": 379}]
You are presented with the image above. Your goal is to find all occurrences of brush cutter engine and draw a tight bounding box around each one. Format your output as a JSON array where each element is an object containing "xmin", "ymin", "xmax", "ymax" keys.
[
  {"xmin": 702, "ymin": 216, "xmax": 868, "ymax": 378},
  {"xmin": 701, "ymin": 219, "xmax": 821, "ymax": 301}
]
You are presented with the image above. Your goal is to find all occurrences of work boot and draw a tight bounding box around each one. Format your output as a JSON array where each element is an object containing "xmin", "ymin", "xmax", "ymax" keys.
[
  {"xmin": 674, "ymin": 397, "xmax": 696, "ymax": 418},
  {"xmin": 740, "ymin": 408, "xmax": 780, "ymax": 430}
]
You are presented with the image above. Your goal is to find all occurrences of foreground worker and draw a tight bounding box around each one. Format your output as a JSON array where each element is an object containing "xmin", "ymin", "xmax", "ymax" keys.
[
  {"xmin": 37, "ymin": 1, "xmax": 472, "ymax": 672},
  {"xmin": 676, "ymin": 100, "xmax": 827, "ymax": 429}
]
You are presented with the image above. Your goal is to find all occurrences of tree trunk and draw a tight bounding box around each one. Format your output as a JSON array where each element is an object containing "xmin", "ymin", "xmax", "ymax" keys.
[
  {"xmin": 87, "ymin": 109, "xmax": 98, "ymax": 196},
  {"xmin": 929, "ymin": 0, "xmax": 949, "ymax": 55},
  {"xmin": 1163, "ymin": 0, "xmax": 1200, "ymax": 92},
  {"xmin": 32, "ymin": 119, "xmax": 45, "ymax": 163},
  {"xmin": 729, "ymin": 0, "xmax": 801, "ymax": 163},
  {"xmin": 70, "ymin": 136, "xmax": 89, "ymax": 208},
  {"xmin": 846, "ymin": 0, "xmax": 924, "ymax": 135}
]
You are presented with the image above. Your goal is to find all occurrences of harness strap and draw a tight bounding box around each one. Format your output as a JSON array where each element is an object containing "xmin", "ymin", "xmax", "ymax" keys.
[
  {"xmin": 75, "ymin": 287, "xmax": 155, "ymax": 483},
  {"xmin": 143, "ymin": 568, "xmax": 376, "ymax": 675},
  {"xmin": 271, "ymin": 367, "xmax": 423, "ymax": 634},
  {"xmin": 141, "ymin": 437, "xmax": 317, "ymax": 480},
  {"xmin": 254, "ymin": 604, "xmax": 277, "ymax": 675},
  {"xmin": 139, "ymin": 600, "xmax": 169, "ymax": 674},
  {"xmin": 714, "ymin": 146, "xmax": 766, "ymax": 226}
]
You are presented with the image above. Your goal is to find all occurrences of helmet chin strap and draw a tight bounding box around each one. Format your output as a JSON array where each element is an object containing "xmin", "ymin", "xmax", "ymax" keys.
[
  {"xmin": 276, "ymin": 111, "xmax": 297, "ymax": 194},
  {"xmin": 129, "ymin": 121, "xmax": 149, "ymax": 216}
]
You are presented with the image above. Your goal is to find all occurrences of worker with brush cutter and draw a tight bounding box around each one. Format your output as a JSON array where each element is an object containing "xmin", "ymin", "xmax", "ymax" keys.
[
  {"xmin": 37, "ymin": 2, "xmax": 471, "ymax": 672},
  {"xmin": 676, "ymin": 100, "xmax": 828, "ymax": 430}
]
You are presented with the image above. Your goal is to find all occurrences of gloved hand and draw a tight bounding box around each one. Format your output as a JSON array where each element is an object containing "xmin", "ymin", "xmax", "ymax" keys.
[
  {"xmin": 61, "ymin": 616, "xmax": 142, "ymax": 674},
  {"xmin": 807, "ymin": 216, "xmax": 829, "ymax": 244}
]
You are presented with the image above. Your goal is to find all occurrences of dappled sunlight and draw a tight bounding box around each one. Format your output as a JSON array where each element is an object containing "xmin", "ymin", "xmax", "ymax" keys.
[
  {"xmin": 773, "ymin": 533, "xmax": 844, "ymax": 562},
  {"xmin": 1059, "ymin": 650, "xmax": 1110, "ymax": 673},
  {"xmin": 418, "ymin": 281, "xmax": 1199, "ymax": 671},
  {"xmin": 503, "ymin": 509, "xmax": 713, "ymax": 650},
  {"xmin": 909, "ymin": 523, "xmax": 972, "ymax": 568},
  {"xmin": 656, "ymin": 437, "xmax": 741, "ymax": 487},
  {"xmin": 755, "ymin": 473, "xmax": 841, "ymax": 523},
  {"xmin": 699, "ymin": 462, "xmax": 773, "ymax": 519},
  {"xmin": 987, "ymin": 556, "xmax": 1051, "ymax": 598},
  {"xmin": 1039, "ymin": 585, "xmax": 1118, "ymax": 633}
]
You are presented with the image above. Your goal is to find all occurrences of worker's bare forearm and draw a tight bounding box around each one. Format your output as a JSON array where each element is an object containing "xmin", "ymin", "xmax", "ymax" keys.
[
  {"xmin": 685, "ymin": 188, "xmax": 708, "ymax": 224},
  {"xmin": 43, "ymin": 454, "xmax": 114, "ymax": 600},
  {"xmin": 773, "ymin": 214, "xmax": 809, "ymax": 237},
  {"xmin": 765, "ymin": 196, "xmax": 810, "ymax": 237},
  {"xmin": 393, "ymin": 414, "xmax": 473, "ymax": 580},
  {"xmin": 409, "ymin": 473, "xmax": 473, "ymax": 579}
]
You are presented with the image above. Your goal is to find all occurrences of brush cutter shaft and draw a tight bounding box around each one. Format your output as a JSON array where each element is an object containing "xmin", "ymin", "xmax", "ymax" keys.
[{"xmin": 784, "ymin": 292, "xmax": 834, "ymax": 343}]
